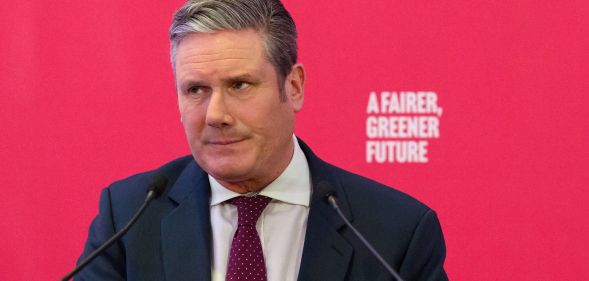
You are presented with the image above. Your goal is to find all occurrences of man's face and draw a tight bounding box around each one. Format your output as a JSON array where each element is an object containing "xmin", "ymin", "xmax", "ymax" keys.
[{"xmin": 175, "ymin": 29, "xmax": 304, "ymax": 191}]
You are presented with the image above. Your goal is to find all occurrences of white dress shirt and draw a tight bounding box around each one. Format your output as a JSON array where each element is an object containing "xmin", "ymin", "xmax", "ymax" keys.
[{"xmin": 209, "ymin": 136, "xmax": 311, "ymax": 281}]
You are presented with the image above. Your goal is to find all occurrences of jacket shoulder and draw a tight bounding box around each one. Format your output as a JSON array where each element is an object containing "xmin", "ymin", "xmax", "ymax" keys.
[
  {"xmin": 330, "ymin": 164, "xmax": 430, "ymax": 213},
  {"xmin": 108, "ymin": 155, "xmax": 194, "ymax": 194},
  {"xmin": 298, "ymin": 137, "xmax": 433, "ymax": 221},
  {"xmin": 104, "ymin": 155, "xmax": 195, "ymax": 224},
  {"xmin": 323, "ymin": 162, "xmax": 436, "ymax": 238}
]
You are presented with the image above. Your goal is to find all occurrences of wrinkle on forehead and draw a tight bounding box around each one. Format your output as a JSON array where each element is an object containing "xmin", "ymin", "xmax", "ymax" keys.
[
  {"xmin": 179, "ymin": 48, "xmax": 259, "ymax": 61},
  {"xmin": 176, "ymin": 30, "xmax": 264, "ymax": 60},
  {"xmin": 178, "ymin": 56, "xmax": 253, "ymax": 68},
  {"xmin": 177, "ymin": 49, "xmax": 259, "ymax": 67},
  {"xmin": 177, "ymin": 56, "xmax": 264, "ymax": 80},
  {"xmin": 175, "ymin": 31, "xmax": 267, "ymax": 77}
]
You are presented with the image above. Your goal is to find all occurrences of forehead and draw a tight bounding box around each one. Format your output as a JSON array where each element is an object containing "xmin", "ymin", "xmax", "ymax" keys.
[{"xmin": 175, "ymin": 29, "xmax": 269, "ymax": 77}]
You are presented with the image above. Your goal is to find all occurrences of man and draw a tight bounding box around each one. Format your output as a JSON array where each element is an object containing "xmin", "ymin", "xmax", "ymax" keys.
[{"xmin": 76, "ymin": 0, "xmax": 448, "ymax": 280}]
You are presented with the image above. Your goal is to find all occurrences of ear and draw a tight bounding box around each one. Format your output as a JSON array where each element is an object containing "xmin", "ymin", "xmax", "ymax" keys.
[{"xmin": 285, "ymin": 64, "xmax": 305, "ymax": 112}]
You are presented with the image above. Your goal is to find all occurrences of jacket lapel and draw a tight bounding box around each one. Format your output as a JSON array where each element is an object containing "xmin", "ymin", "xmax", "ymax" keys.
[
  {"xmin": 161, "ymin": 161, "xmax": 212, "ymax": 281},
  {"xmin": 297, "ymin": 139, "xmax": 354, "ymax": 281},
  {"xmin": 158, "ymin": 140, "xmax": 354, "ymax": 281}
]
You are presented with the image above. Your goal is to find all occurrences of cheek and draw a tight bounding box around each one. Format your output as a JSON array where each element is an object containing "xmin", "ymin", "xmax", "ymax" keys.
[
  {"xmin": 238, "ymin": 97, "xmax": 285, "ymax": 126},
  {"xmin": 179, "ymin": 104, "xmax": 206, "ymax": 135},
  {"xmin": 179, "ymin": 97, "xmax": 203, "ymax": 119}
]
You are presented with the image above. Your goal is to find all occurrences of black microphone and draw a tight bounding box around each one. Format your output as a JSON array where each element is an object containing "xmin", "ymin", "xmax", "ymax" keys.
[
  {"xmin": 317, "ymin": 181, "xmax": 405, "ymax": 281},
  {"xmin": 61, "ymin": 173, "xmax": 169, "ymax": 281}
]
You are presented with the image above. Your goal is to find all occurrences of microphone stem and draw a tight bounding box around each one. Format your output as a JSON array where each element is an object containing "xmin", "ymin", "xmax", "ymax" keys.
[
  {"xmin": 327, "ymin": 196, "xmax": 405, "ymax": 281},
  {"xmin": 61, "ymin": 191, "xmax": 157, "ymax": 281}
]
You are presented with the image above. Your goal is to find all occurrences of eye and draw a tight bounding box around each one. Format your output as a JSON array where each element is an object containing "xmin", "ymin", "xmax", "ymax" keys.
[
  {"xmin": 187, "ymin": 85, "xmax": 205, "ymax": 95},
  {"xmin": 231, "ymin": 81, "xmax": 250, "ymax": 90}
]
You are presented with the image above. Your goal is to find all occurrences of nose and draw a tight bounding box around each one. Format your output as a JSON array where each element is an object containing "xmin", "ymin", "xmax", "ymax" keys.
[{"xmin": 205, "ymin": 90, "xmax": 234, "ymax": 128}]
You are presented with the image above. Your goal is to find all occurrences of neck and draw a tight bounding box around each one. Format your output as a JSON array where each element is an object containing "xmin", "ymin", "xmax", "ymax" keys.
[
  {"xmin": 216, "ymin": 141, "xmax": 295, "ymax": 194},
  {"xmin": 217, "ymin": 179, "xmax": 272, "ymax": 194}
]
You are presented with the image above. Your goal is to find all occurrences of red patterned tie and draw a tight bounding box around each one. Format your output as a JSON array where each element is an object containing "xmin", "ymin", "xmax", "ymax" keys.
[{"xmin": 226, "ymin": 195, "xmax": 272, "ymax": 281}]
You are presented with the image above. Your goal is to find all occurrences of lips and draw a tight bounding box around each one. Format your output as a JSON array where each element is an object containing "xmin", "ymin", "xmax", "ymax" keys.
[{"xmin": 206, "ymin": 138, "xmax": 246, "ymax": 145}]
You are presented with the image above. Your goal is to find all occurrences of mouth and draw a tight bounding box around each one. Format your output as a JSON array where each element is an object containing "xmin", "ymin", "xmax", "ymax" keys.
[{"xmin": 206, "ymin": 138, "xmax": 246, "ymax": 145}]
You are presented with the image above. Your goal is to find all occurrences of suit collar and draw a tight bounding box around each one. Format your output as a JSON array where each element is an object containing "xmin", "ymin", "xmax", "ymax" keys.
[
  {"xmin": 166, "ymin": 160, "xmax": 206, "ymax": 204},
  {"xmin": 161, "ymin": 160, "xmax": 212, "ymax": 281},
  {"xmin": 297, "ymin": 138, "xmax": 355, "ymax": 281},
  {"xmin": 298, "ymin": 138, "xmax": 353, "ymax": 222}
]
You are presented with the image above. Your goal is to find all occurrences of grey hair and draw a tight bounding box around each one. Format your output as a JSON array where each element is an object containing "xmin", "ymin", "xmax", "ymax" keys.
[{"xmin": 169, "ymin": 0, "xmax": 298, "ymax": 98}]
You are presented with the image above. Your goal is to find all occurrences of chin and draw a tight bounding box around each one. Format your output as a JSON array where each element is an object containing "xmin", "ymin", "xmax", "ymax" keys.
[
  {"xmin": 192, "ymin": 145, "xmax": 257, "ymax": 178},
  {"xmin": 210, "ymin": 170, "xmax": 252, "ymax": 185},
  {"xmin": 202, "ymin": 160, "xmax": 252, "ymax": 181}
]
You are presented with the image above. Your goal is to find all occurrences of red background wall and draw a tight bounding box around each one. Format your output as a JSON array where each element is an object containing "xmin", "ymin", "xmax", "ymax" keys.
[{"xmin": 1, "ymin": 0, "xmax": 588, "ymax": 280}]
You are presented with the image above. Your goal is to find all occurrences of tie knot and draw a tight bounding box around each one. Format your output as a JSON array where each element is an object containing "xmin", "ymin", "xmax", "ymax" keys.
[{"xmin": 230, "ymin": 195, "xmax": 271, "ymax": 226}]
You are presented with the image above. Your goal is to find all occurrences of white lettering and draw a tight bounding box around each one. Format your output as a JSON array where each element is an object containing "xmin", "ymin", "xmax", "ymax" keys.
[
  {"xmin": 366, "ymin": 141, "xmax": 429, "ymax": 163},
  {"xmin": 367, "ymin": 91, "xmax": 379, "ymax": 114},
  {"xmin": 365, "ymin": 116, "xmax": 440, "ymax": 138}
]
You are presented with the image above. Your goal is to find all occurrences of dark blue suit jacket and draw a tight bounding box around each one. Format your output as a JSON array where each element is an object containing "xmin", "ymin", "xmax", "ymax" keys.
[{"xmin": 76, "ymin": 140, "xmax": 448, "ymax": 280}]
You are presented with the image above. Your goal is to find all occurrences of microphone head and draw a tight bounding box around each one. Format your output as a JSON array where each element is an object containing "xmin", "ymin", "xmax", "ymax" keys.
[
  {"xmin": 316, "ymin": 181, "xmax": 337, "ymax": 203},
  {"xmin": 147, "ymin": 173, "xmax": 169, "ymax": 198}
]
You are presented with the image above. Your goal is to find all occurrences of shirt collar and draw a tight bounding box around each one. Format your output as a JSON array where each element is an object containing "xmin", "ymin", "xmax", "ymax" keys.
[{"xmin": 209, "ymin": 135, "xmax": 311, "ymax": 207}]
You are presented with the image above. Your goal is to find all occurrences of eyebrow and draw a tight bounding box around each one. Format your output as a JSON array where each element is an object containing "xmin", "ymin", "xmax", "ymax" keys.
[
  {"xmin": 221, "ymin": 73, "xmax": 259, "ymax": 83},
  {"xmin": 178, "ymin": 79, "xmax": 205, "ymax": 90},
  {"xmin": 177, "ymin": 72, "xmax": 261, "ymax": 90}
]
